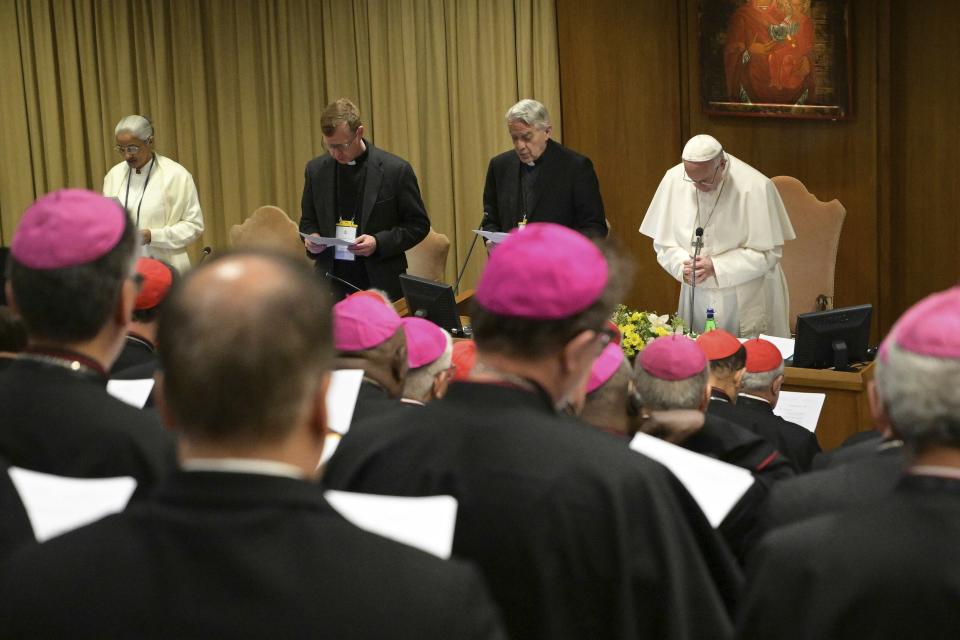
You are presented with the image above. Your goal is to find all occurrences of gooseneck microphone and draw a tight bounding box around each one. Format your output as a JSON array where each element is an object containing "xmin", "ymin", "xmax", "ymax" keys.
[
  {"xmin": 324, "ymin": 271, "xmax": 362, "ymax": 293},
  {"xmin": 454, "ymin": 212, "xmax": 488, "ymax": 295},
  {"xmin": 198, "ymin": 246, "xmax": 212, "ymax": 264},
  {"xmin": 689, "ymin": 227, "xmax": 704, "ymax": 331}
]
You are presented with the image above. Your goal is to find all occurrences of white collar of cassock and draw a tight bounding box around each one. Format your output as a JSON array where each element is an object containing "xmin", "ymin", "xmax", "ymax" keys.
[
  {"xmin": 181, "ymin": 457, "xmax": 305, "ymax": 479},
  {"xmin": 738, "ymin": 393, "xmax": 772, "ymax": 406}
]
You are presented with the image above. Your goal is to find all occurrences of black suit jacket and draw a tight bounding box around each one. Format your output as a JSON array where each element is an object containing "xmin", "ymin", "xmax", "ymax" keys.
[
  {"xmin": 325, "ymin": 381, "xmax": 741, "ymax": 640},
  {"xmin": 482, "ymin": 139, "xmax": 607, "ymax": 237},
  {"xmin": 0, "ymin": 471, "xmax": 505, "ymax": 639},
  {"xmin": 299, "ymin": 141, "xmax": 430, "ymax": 299}
]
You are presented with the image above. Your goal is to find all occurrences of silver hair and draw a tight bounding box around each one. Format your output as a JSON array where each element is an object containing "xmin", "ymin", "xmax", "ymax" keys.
[
  {"xmin": 504, "ymin": 99, "xmax": 551, "ymax": 130},
  {"xmin": 114, "ymin": 115, "xmax": 154, "ymax": 142},
  {"xmin": 875, "ymin": 344, "xmax": 960, "ymax": 448},
  {"xmin": 633, "ymin": 364, "xmax": 708, "ymax": 411},
  {"xmin": 402, "ymin": 331, "xmax": 453, "ymax": 403},
  {"xmin": 740, "ymin": 363, "xmax": 784, "ymax": 393}
]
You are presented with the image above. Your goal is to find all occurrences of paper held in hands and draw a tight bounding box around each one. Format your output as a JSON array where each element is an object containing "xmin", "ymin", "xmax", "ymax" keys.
[
  {"xmin": 299, "ymin": 232, "xmax": 357, "ymax": 248},
  {"xmin": 326, "ymin": 369, "xmax": 364, "ymax": 435},
  {"xmin": 772, "ymin": 390, "xmax": 825, "ymax": 433},
  {"xmin": 474, "ymin": 229, "xmax": 509, "ymax": 244},
  {"xmin": 629, "ymin": 432, "xmax": 755, "ymax": 528}
]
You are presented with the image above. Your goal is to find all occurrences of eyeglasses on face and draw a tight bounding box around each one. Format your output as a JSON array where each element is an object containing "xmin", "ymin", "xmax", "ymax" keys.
[
  {"xmin": 322, "ymin": 128, "xmax": 360, "ymax": 152},
  {"xmin": 682, "ymin": 159, "xmax": 724, "ymax": 187},
  {"xmin": 115, "ymin": 145, "xmax": 142, "ymax": 155}
]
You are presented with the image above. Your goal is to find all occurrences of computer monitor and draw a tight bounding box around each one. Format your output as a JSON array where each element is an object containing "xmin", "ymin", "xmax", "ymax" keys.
[
  {"xmin": 399, "ymin": 274, "xmax": 468, "ymax": 337},
  {"xmin": 792, "ymin": 303, "xmax": 872, "ymax": 371},
  {"xmin": 0, "ymin": 247, "xmax": 9, "ymax": 306}
]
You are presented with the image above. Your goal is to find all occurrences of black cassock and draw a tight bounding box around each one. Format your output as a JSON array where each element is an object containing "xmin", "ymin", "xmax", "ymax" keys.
[
  {"xmin": 738, "ymin": 474, "xmax": 960, "ymax": 639},
  {"xmin": 325, "ymin": 381, "xmax": 741, "ymax": 640}
]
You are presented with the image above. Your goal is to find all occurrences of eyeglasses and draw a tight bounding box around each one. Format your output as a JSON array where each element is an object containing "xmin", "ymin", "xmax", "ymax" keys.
[
  {"xmin": 682, "ymin": 160, "xmax": 724, "ymax": 187},
  {"xmin": 322, "ymin": 128, "xmax": 360, "ymax": 153},
  {"xmin": 115, "ymin": 145, "xmax": 142, "ymax": 155}
]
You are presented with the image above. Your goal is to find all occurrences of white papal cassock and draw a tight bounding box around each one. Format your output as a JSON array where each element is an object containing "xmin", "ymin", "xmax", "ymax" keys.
[{"xmin": 639, "ymin": 152, "xmax": 795, "ymax": 338}]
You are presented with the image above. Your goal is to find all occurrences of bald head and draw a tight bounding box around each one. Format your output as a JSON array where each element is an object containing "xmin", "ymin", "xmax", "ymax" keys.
[{"xmin": 158, "ymin": 251, "xmax": 333, "ymax": 446}]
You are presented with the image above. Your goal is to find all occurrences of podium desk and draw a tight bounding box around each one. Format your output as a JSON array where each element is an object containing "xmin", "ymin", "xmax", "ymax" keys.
[{"xmin": 782, "ymin": 361, "xmax": 876, "ymax": 451}]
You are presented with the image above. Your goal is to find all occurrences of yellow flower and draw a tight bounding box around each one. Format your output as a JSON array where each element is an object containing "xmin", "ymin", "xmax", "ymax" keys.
[
  {"xmin": 629, "ymin": 312, "xmax": 642, "ymax": 322},
  {"xmin": 655, "ymin": 326, "xmax": 670, "ymax": 337}
]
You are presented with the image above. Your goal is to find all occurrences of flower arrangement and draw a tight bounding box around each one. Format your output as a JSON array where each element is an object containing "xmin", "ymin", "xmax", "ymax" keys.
[{"xmin": 611, "ymin": 305, "xmax": 689, "ymax": 357}]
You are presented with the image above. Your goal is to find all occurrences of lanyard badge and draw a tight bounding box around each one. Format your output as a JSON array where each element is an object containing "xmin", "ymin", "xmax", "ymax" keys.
[{"xmin": 335, "ymin": 219, "xmax": 357, "ymax": 261}]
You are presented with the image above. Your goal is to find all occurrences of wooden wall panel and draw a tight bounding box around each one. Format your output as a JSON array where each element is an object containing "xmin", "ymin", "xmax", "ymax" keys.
[
  {"xmin": 889, "ymin": 3, "xmax": 960, "ymax": 322},
  {"xmin": 556, "ymin": 0, "xmax": 683, "ymax": 315}
]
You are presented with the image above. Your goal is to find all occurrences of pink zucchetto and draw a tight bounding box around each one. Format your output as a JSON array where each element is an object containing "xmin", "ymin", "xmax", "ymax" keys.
[
  {"xmin": 475, "ymin": 223, "xmax": 608, "ymax": 320},
  {"xmin": 401, "ymin": 317, "xmax": 449, "ymax": 369},
  {"xmin": 12, "ymin": 189, "xmax": 126, "ymax": 270},
  {"xmin": 883, "ymin": 286, "xmax": 960, "ymax": 360},
  {"xmin": 333, "ymin": 295, "xmax": 403, "ymax": 352},
  {"xmin": 638, "ymin": 335, "xmax": 706, "ymax": 381},
  {"xmin": 586, "ymin": 342, "xmax": 625, "ymax": 394}
]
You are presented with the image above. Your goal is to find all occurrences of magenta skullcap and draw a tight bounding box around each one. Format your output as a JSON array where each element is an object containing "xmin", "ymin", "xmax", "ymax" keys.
[
  {"xmin": 586, "ymin": 342, "xmax": 625, "ymax": 393},
  {"xmin": 475, "ymin": 223, "xmax": 608, "ymax": 319},
  {"xmin": 638, "ymin": 335, "xmax": 706, "ymax": 381},
  {"xmin": 333, "ymin": 295, "xmax": 403, "ymax": 352},
  {"xmin": 12, "ymin": 189, "xmax": 126, "ymax": 270},
  {"xmin": 883, "ymin": 286, "xmax": 960, "ymax": 360},
  {"xmin": 401, "ymin": 317, "xmax": 449, "ymax": 369}
]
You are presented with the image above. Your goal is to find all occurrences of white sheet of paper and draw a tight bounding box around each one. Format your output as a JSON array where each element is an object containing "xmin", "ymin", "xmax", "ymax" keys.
[
  {"xmin": 772, "ymin": 390, "xmax": 826, "ymax": 433},
  {"xmin": 8, "ymin": 467, "xmax": 137, "ymax": 543},
  {"xmin": 474, "ymin": 229, "xmax": 509, "ymax": 244},
  {"xmin": 325, "ymin": 491, "xmax": 458, "ymax": 559},
  {"xmin": 629, "ymin": 432, "xmax": 755, "ymax": 527},
  {"xmin": 299, "ymin": 232, "xmax": 356, "ymax": 248},
  {"xmin": 106, "ymin": 379, "xmax": 155, "ymax": 409},
  {"xmin": 318, "ymin": 433, "xmax": 341, "ymax": 468},
  {"xmin": 326, "ymin": 369, "xmax": 364, "ymax": 435},
  {"xmin": 759, "ymin": 334, "xmax": 796, "ymax": 361}
]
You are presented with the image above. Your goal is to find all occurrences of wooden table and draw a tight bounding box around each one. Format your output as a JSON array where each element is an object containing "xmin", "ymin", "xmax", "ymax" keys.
[{"xmin": 782, "ymin": 361, "xmax": 876, "ymax": 451}]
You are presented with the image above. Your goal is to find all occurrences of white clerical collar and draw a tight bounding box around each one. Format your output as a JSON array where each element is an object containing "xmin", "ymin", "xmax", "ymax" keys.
[
  {"xmin": 909, "ymin": 465, "xmax": 960, "ymax": 481},
  {"xmin": 525, "ymin": 160, "xmax": 535, "ymax": 167},
  {"xmin": 181, "ymin": 457, "xmax": 306, "ymax": 479},
  {"xmin": 400, "ymin": 397, "xmax": 426, "ymax": 406},
  {"xmin": 739, "ymin": 393, "xmax": 772, "ymax": 406}
]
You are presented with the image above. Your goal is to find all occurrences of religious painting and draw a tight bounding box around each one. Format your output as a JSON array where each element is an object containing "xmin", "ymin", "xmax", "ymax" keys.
[{"xmin": 699, "ymin": 0, "xmax": 851, "ymax": 119}]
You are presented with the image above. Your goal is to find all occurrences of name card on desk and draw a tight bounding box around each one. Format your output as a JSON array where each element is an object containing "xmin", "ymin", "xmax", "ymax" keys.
[
  {"xmin": 629, "ymin": 432, "xmax": 754, "ymax": 528},
  {"xmin": 772, "ymin": 390, "xmax": 826, "ymax": 433},
  {"xmin": 325, "ymin": 491, "xmax": 458, "ymax": 559},
  {"xmin": 8, "ymin": 467, "xmax": 137, "ymax": 542}
]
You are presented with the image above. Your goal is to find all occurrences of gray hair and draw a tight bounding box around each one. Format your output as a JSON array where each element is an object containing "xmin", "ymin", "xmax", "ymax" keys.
[
  {"xmin": 402, "ymin": 331, "xmax": 453, "ymax": 403},
  {"xmin": 505, "ymin": 99, "xmax": 551, "ymax": 130},
  {"xmin": 875, "ymin": 344, "xmax": 960, "ymax": 449},
  {"xmin": 740, "ymin": 363, "xmax": 784, "ymax": 393},
  {"xmin": 114, "ymin": 115, "xmax": 154, "ymax": 142},
  {"xmin": 633, "ymin": 364, "xmax": 708, "ymax": 411}
]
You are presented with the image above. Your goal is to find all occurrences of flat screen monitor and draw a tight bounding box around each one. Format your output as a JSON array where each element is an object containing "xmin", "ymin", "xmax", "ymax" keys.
[
  {"xmin": 0, "ymin": 247, "xmax": 9, "ymax": 306},
  {"xmin": 792, "ymin": 303, "xmax": 872, "ymax": 371},
  {"xmin": 399, "ymin": 274, "xmax": 467, "ymax": 337}
]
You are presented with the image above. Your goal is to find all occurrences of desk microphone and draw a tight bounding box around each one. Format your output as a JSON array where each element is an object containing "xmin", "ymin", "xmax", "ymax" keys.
[
  {"xmin": 324, "ymin": 271, "xmax": 362, "ymax": 293},
  {"xmin": 198, "ymin": 246, "xmax": 212, "ymax": 264},
  {"xmin": 453, "ymin": 212, "xmax": 488, "ymax": 295},
  {"xmin": 689, "ymin": 227, "xmax": 703, "ymax": 330}
]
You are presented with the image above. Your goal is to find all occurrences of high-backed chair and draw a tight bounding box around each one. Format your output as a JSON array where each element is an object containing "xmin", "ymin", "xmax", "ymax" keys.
[
  {"xmin": 229, "ymin": 206, "xmax": 310, "ymax": 264},
  {"xmin": 405, "ymin": 228, "xmax": 450, "ymax": 283},
  {"xmin": 772, "ymin": 176, "xmax": 846, "ymax": 335}
]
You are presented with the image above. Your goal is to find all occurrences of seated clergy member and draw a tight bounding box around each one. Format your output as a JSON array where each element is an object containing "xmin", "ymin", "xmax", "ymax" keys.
[
  {"xmin": 482, "ymin": 99, "xmax": 608, "ymax": 238},
  {"xmin": 400, "ymin": 317, "xmax": 453, "ymax": 406},
  {"xmin": 578, "ymin": 341, "xmax": 637, "ymax": 439},
  {"xmin": 0, "ymin": 190, "xmax": 175, "ymax": 488},
  {"xmin": 634, "ymin": 335, "xmax": 793, "ymax": 563},
  {"xmin": 0, "ymin": 250, "xmax": 507, "ymax": 639},
  {"xmin": 325, "ymin": 223, "xmax": 741, "ymax": 640},
  {"xmin": 739, "ymin": 286, "xmax": 960, "ymax": 639},
  {"xmin": 110, "ymin": 257, "xmax": 176, "ymax": 376},
  {"xmin": 737, "ymin": 338, "xmax": 820, "ymax": 472},
  {"xmin": 0, "ymin": 305, "xmax": 27, "ymax": 370}
]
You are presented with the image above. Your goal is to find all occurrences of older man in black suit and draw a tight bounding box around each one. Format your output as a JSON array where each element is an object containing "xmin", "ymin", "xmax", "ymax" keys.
[
  {"xmin": 0, "ymin": 250, "xmax": 505, "ymax": 639},
  {"xmin": 300, "ymin": 98, "xmax": 430, "ymax": 301},
  {"xmin": 482, "ymin": 99, "xmax": 607, "ymax": 238}
]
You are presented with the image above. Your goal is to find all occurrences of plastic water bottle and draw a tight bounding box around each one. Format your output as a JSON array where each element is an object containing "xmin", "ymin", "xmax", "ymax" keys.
[{"xmin": 703, "ymin": 307, "xmax": 717, "ymax": 333}]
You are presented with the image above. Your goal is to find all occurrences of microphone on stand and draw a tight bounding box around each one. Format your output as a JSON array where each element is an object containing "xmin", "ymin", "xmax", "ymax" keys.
[
  {"xmin": 324, "ymin": 271, "xmax": 362, "ymax": 293},
  {"xmin": 454, "ymin": 212, "xmax": 489, "ymax": 295},
  {"xmin": 689, "ymin": 227, "xmax": 703, "ymax": 331},
  {"xmin": 198, "ymin": 246, "xmax": 212, "ymax": 264}
]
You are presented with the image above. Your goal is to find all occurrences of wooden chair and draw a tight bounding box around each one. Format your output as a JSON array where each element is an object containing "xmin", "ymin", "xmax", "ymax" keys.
[
  {"xmin": 229, "ymin": 206, "xmax": 310, "ymax": 264},
  {"xmin": 772, "ymin": 176, "xmax": 846, "ymax": 335},
  {"xmin": 405, "ymin": 228, "xmax": 450, "ymax": 283}
]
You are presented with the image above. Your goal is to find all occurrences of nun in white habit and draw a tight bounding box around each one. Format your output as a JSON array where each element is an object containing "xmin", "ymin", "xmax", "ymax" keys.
[
  {"xmin": 639, "ymin": 134, "xmax": 795, "ymax": 338},
  {"xmin": 103, "ymin": 115, "xmax": 204, "ymax": 273}
]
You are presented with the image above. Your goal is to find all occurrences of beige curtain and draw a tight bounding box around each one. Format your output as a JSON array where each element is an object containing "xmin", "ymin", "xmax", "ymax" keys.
[{"xmin": 0, "ymin": 0, "xmax": 560, "ymax": 290}]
